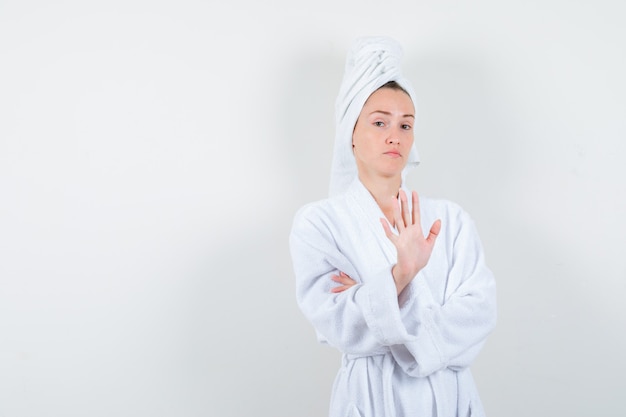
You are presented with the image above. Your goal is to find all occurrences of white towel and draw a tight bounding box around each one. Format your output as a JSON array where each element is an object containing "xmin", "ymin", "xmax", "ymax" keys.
[{"xmin": 329, "ymin": 36, "xmax": 421, "ymax": 197}]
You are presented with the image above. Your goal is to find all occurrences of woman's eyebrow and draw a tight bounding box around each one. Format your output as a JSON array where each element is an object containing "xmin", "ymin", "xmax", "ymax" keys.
[{"xmin": 369, "ymin": 110, "xmax": 415, "ymax": 118}]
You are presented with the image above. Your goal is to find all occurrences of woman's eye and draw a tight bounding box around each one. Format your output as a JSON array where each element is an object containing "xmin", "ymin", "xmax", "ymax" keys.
[
  {"xmin": 374, "ymin": 121, "xmax": 385, "ymax": 127},
  {"xmin": 402, "ymin": 124, "xmax": 412, "ymax": 130}
]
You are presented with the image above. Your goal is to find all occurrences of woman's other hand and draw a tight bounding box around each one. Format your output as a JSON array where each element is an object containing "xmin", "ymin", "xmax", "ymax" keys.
[
  {"xmin": 380, "ymin": 190, "xmax": 441, "ymax": 295},
  {"xmin": 330, "ymin": 271, "xmax": 357, "ymax": 293}
]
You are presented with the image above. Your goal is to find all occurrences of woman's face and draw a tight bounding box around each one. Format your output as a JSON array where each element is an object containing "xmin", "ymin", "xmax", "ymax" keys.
[{"xmin": 352, "ymin": 87, "xmax": 415, "ymax": 182}]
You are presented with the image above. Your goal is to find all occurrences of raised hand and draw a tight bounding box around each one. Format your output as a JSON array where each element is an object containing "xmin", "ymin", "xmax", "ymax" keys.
[
  {"xmin": 380, "ymin": 190, "xmax": 441, "ymax": 295},
  {"xmin": 330, "ymin": 271, "xmax": 357, "ymax": 293}
]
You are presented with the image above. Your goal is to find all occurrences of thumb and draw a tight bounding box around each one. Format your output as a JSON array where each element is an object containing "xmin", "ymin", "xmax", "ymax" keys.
[{"xmin": 427, "ymin": 219, "xmax": 441, "ymax": 244}]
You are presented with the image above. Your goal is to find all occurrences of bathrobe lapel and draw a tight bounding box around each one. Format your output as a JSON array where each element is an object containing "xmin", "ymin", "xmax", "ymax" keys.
[{"xmin": 344, "ymin": 179, "xmax": 407, "ymax": 269}]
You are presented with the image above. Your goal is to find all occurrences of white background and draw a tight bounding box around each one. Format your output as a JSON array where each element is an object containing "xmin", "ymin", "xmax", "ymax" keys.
[{"xmin": 1, "ymin": 1, "xmax": 625, "ymax": 416}]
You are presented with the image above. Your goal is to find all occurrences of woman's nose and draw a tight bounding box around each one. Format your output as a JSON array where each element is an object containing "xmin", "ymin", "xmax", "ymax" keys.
[
  {"xmin": 387, "ymin": 125, "xmax": 407, "ymax": 144},
  {"xmin": 386, "ymin": 132, "xmax": 400, "ymax": 144}
]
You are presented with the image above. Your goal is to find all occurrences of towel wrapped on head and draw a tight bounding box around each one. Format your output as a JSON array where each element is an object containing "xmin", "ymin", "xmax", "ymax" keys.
[{"xmin": 329, "ymin": 36, "xmax": 421, "ymax": 197}]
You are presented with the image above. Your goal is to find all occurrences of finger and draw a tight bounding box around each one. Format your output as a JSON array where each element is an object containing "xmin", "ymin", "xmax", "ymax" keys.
[
  {"xmin": 411, "ymin": 191, "xmax": 418, "ymax": 225},
  {"xmin": 331, "ymin": 271, "xmax": 357, "ymax": 293},
  {"xmin": 392, "ymin": 195, "xmax": 405, "ymax": 232},
  {"xmin": 426, "ymin": 219, "xmax": 442, "ymax": 244},
  {"xmin": 340, "ymin": 272, "xmax": 356, "ymax": 283},
  {"xmin": 330, "ymin": 274, "xmax": 344, "ymax": 283},
  {"xmin": 331, "ymin": 284, "xmax": 355, "ymax": 293},
  {"xmin": 334, "ymin": 275, "xmax": 356, "ymax": 285},
  {"xmin": 399, "ymin": 190, "xmax": 411, "ymax": 227},
  {"xmin": 331, "ymin": 273, "xmax": 356, "ymax": 285},
  {"xmin": 411, "ymin": 191, "xmax": 423, "ymax": 231},
  {"xmin": 380, "ymin": 218, "xmax": 397, "ymax": 241}
]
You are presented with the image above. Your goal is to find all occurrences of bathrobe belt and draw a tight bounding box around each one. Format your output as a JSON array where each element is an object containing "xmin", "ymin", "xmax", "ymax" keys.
[{"xmin": 344, "ymin": 350, "xmax": 446, "ymax": 417}]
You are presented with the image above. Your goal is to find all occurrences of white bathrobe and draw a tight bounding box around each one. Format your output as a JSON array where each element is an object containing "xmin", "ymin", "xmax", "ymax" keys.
[{"xmin": 290, "ymin": 179, "xmax": 497, "ymax": 417}]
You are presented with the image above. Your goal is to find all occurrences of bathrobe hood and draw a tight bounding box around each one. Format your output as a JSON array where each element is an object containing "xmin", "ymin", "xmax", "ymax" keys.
[{"xmin": 329, "ymin": 36, "xmax": 421, "ymax": 197}]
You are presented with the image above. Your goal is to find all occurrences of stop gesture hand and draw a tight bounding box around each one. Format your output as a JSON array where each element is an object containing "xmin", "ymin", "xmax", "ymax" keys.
[{"xmin": 380, "ymin": 190, "xmax": 441, "ymax": 295}]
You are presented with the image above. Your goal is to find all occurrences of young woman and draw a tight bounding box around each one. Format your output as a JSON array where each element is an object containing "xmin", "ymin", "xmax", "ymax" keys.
[{"xmin": 290, "ymin": 37, "xmax": 496, "ymax": 417}]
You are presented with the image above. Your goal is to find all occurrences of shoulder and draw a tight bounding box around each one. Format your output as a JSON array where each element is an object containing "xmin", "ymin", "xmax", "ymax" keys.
[
  {"xmin": 292, "ymin": 198, "xmax": 331, "ymax": 226},
  {"xmin": 292, "ymin": 190, "xmax": 351, "ymax": 223},
  {"xmin": 289, "ymin": 195, "xmax": 354, "ymax": 256},
  {"xmin": 291, "ymin": 194, "xmax": 347, "ymax": 235}
]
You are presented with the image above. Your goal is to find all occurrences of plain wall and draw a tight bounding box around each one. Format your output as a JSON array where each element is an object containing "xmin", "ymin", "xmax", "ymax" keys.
[{"xmin": 1, "ymin": 1, "xmax": 625, "ymax": 416}]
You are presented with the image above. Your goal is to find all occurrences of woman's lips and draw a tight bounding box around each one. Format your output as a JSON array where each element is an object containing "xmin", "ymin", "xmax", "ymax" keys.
[{"xmin": 384, "ymin": 151, "xmax": 401, "ymax": 158}]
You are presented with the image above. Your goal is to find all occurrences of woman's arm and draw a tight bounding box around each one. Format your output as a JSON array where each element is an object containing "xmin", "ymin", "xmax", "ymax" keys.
[
  {"xmin": 329, "ymin": 195, "xmax": 496, "ymax": 377},
  {"xmin": 291, "ymin": 199, "xmax": 495, "ymax": 373},
  {"xmin": 290, "ymin": 205, "xmax": 415, "ymax": 355},
  {"xmin": 394, "ymin": 208, "xmax": 497, "ymax": 377}
]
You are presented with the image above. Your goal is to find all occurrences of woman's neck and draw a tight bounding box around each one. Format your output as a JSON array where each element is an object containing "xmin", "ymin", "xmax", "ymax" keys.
[{"xmin": 359, "ymin": 174, "xmax": 402, "ymax": 225}]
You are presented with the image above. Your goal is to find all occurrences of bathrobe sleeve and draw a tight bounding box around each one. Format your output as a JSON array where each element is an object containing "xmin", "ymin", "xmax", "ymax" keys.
[
  {"xmin": 392, "ymin": 206, "xmax": 497, "ymax": 377},
  {"xmin": 290, "ymin": 204, "xmax": 415, "ymax": 356}
]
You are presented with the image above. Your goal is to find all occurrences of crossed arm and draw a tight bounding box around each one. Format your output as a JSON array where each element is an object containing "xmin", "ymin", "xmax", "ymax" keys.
[
  {"xmin": 292, "ymin": 190, "xmax": 496, "ymax": 375},
  {"xmin": 332, "ymin": 189, "xmax": 441, "ymax": 296}
]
